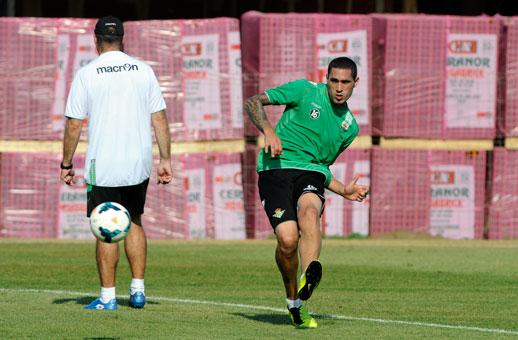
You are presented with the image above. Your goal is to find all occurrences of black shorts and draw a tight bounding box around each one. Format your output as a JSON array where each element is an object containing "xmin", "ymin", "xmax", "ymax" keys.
[
  {"xmin": 258, "ymin": 169, "xmax": 326, "ymax": 229},
  {"xmin": 86, "ymin": 179, "xmax": 149, "ymax": 218}
]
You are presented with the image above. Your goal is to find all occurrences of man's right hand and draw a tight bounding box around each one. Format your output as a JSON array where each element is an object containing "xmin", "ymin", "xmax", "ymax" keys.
[
  {"xmin": 60, "ymin": 168, "xmax": 76, "ymax": 186},
  {"xmin": 157, "ymin": 159, "xmax": 173, "ymax": 184},
  {"xmin": 263, "ymin": 127, "xmax": 283, "ymax": 157}
]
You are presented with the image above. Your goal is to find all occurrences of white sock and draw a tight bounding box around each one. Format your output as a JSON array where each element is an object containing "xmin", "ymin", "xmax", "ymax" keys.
[
  {"xmin": 130, "ymin": 278, "xmax": 145, "ymax": 295},
  {"xmin": 286, "ymin": 298, "xmax": 301, "ymax": 309},
  {"xmin": 100, "ymin": 287, "xmax": 116, "ymax": 303}
]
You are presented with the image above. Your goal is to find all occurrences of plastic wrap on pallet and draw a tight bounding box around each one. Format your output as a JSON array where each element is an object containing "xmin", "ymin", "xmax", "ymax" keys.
[
  {"xmin": 0, "ymin": 18, "xmax": 96, "ymax": 140},
  {"xmin": 146, "ymin": 152, "xmax": 245, "ymax": 239},
  {"xmin": 142, "ymin": 155, "xmax": 187, "ymax": 239},
  {"xmin": 324, "ymin": 148, "xmax": 370, "ymax": 237},
  {"xmin": 370, "ymin": 148, "xmax": 486, "ymax": 239},
  {"xmin": 372, "ymin": 15, "xmax": 500, "ymax": 139},
  {"xmin": 0, "ymin": 152, "xmax": 62, "ymax": 238},
  {"xmin": 0, "ymin": 151, "xmax": 244, "ymax": 240},
  {"xmin": 124, "ymin": 18, "xmax": 243, "ymax": 142},
  {"xmin": 241, "ymin": 11, "xmax": 373, "ymax": 137},
  {"xmin": 488, "ymin": 148, "xmax": 518, "ymax": 239},
  {"xmin": 242, "ymin": 144, "xmax": 270, "ymax": 239},
  {"xmin": 503, "ymin": 17, "xmax": 518, "ymax": 136},
  {"xmin": 243, "ymin": 144, "xmax": 370, "ymax": 238}
]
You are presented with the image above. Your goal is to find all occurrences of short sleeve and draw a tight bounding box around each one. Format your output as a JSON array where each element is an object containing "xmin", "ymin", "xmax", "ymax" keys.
[
  {"xmin": 64, "ymin": 70, "xmax": 88, "ymax": 119},
  {"xmin": 264, "ymin": 79, "xmax": 310, "ymax": 106},
  {"xmin": 148, "ymin": 66, "xmax": 166, "ymax": 114}
]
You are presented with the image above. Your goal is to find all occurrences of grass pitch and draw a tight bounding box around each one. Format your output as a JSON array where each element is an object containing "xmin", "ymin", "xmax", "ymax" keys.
[{"xmin": 1, "ymin": 239, "xmax": 518, "ymax": 339}]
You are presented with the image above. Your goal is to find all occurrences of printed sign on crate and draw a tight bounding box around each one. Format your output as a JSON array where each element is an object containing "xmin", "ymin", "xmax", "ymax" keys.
[{"xmin": 445, "ymin": 33, "xmax": 497, "ymax": 128}]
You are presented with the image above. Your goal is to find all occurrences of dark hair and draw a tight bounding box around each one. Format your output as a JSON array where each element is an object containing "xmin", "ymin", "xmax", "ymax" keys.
[
  {"xmin": 95, "ymin": 34, "xmax": 123, "ymax": 45},
  {"xmin": 327, "ymin": 57, "xmax": 358, "ymax": 80}
]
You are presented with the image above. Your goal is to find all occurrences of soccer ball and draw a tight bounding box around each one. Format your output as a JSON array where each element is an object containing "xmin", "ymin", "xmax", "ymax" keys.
[{"xmin": 89, "ymin": 202, "xmax": 131, "ymax": 243}]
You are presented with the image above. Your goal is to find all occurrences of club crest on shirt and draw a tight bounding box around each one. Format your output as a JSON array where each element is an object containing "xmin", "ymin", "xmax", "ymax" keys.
[
  {"xmin": 310, "ymin": 108, "xmax": 320, "ymax": 119},
  {"xmin": 341, "ymin": 111, "xmax": 354, "ymax": 130}
]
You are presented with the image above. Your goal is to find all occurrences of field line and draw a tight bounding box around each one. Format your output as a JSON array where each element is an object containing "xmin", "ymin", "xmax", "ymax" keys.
[{"xmin": 1, "ymin": 287, "xmax": 517, "ymax": 335}]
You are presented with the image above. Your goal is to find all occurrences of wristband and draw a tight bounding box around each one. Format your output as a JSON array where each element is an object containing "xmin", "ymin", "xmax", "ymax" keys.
[{"xmin": 60, "ymin": 162, "xmax": 73, "ymax": 170}]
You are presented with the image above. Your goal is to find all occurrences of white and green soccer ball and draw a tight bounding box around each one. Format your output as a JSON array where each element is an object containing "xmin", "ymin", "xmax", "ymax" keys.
[{"xmin": 89, "ymin": 202, "xmax": 131, "ymax": 243}]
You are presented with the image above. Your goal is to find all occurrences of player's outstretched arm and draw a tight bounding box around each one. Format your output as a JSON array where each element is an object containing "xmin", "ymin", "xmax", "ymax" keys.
[
  {"xmin": 244, "ymin": 94, "xmax": 282, "ymax": 156},
  {"xmin": 328, "ymin": 175, "xmax": 369, "ymax": 202},
  {"xmin": 60, "ymin": 117, "xmax": 83, "ymax": 185},
  {"xmin": 152, "ymin": 110, "xmax": 172, "ymax": 184}
]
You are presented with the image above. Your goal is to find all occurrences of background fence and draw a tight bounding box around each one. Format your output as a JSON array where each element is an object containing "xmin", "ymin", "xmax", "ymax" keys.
[{"xmin": 1, "ymin": 13, "xmax": 518, "ymax": 239}]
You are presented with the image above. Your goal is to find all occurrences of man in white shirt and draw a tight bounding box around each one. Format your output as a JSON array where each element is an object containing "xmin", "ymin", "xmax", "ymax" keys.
[{"xmin": 60, "ymin": 16, "xmax": 172, "ymax": 311}]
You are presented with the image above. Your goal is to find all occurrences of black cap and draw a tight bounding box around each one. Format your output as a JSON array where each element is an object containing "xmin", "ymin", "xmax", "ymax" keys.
[{"xmin": 94, "ymin": 16, "xmax": 124, "ymax": 36}]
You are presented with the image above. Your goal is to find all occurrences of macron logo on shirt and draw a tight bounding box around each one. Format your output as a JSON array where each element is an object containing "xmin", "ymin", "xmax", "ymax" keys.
[{"xmin": 96, "ymin": 63, "xmax": 139, "ymax": 74}]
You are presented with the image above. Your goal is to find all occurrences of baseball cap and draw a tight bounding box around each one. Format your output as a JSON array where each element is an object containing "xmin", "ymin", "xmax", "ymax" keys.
[{"xmin": 94, "ymin": 16, "xmax": 124, "ymax": 36}]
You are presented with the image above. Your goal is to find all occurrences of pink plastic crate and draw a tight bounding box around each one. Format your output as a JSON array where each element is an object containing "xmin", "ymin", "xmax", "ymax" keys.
[
  {"xmin": 0, "ymin": 153, "xmax": 65, "ymax": 238},
  {"xmin": 241, "ymin": 12, "xmax": 373, "ymax": 137},
  {"xmin": 323, "ymin": 148, "xmax": 371, "ymax": 237},
  {"xmin": 488, "ymin": 148, "xmax": 518, "ymax": 239},
  {"xmin": 373, "ymin": 14, "xmax": 500, "ymax": 139},
  {"xmin": 370, "ymin": 148, "xmax": 486, "ymax": 239},
  {"xmin": 124, "ymin": 18, "xmax": 243, "ymax": 142},
  {"xmin": 0, "ymin": 18, "xmax": 95, "ymax": 140},
  {"xmin": 503, "ymin": 17, "xmax": 518, "ymax": 136}
]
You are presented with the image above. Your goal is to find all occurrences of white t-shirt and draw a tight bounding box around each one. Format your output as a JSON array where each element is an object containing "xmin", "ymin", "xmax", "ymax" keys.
[{"xmin": 65, "ymin": 51, "xmax": 166, "ymax": 187}]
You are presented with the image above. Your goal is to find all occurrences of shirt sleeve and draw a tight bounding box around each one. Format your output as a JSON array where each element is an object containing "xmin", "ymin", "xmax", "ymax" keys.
[
  {"xmin": 264, "ymin": 79, "xmax": 309, "ymax": 106},
  {"xmin": 64, "ymin": 70, "xmax": 88, "ymax": 119},
  {"xmin": 148, "ymin": 66, "xmax": 166, "ymax": 114}
]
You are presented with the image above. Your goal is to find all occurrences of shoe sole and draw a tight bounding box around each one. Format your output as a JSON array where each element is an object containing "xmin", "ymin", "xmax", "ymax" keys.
[{"xmin": 297, "ymin": 260, "xmax": 322, "ymax": 301}]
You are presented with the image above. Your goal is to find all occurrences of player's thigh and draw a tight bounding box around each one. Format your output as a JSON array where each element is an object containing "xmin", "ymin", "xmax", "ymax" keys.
[
  {"xmin": 297, "ymin": 193, "xmax": 324, "ymax": 235},
  {"xmin": 121, "ymin": 179, "xmax": 149, "ymax": 224},
  {"xmin": 87, "ymin": 185, "xmax": 121, "ymax": 217},
  {"xmin": 258, "ymin": 170, "xmax": 297, "ymax": 230}
]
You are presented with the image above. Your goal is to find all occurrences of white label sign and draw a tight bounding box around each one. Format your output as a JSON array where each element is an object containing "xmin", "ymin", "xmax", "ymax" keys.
[
  {"xmin": 430, "ymin": 165, "xmax": 475, "ymax": 239},
  {"xmin": 73, "ymin": 34, "xmax": 98, "ymax": 75},
  {"xmin": 212, "ymin": 163, "xmax": 245, "ymax": 239},
  {"xmin": 185, "ymin": 169, "xmax": 206, "ymax": 239},
  {"xmin": 183, "ymin": 34, "xmax": 222, "ymax": 129},
  {"xmin": 228, "ymin": 31, "xmax": 243, "ymax": 129},
  {"xmin": 351, "ymin": 160, "xmax": 370, "ymax": 236},
  {"xmin": 325, "ymin": 163, "xmax": 346, "ymax": 236},
  {"xmin": 317, "ymin": 31, "xmax": 369, "ymax": 125},
  {"xmin": 445, "ymin": 33, "xmax": 497, "ymax": 128}
]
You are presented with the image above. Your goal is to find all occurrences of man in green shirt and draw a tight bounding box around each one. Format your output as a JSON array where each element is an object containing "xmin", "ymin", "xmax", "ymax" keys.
[{"xmin": 245, "ymin": 57, "xmax": 369, "ymax": 328}]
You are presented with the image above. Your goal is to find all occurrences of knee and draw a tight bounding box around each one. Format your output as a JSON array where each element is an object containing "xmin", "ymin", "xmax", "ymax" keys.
[
  {"xmin": 278, "ymin": 236, "xmax": 298, "ymax": 256},
  {"xmin": 298, "ymin": 205, "xmax": 320, "ymax": 224}
]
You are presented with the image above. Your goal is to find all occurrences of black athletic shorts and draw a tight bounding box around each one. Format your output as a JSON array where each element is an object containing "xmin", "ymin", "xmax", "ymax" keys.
[
  {"xmin": 258, "ymin": 169, "xmax": 326, "ymax": 229},
  {"xmin": 86, "ymin": 178, "xmax": 149, "ymax": 218}
]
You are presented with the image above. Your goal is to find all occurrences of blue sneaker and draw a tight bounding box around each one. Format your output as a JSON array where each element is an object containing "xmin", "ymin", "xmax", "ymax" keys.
[
  {"xmin": 129, "ymin": 291, "xmax": 145, "ymax": 308},
  {"xmin": 84, "ymin": 298, "xmax": 117, "ymax": 310}
]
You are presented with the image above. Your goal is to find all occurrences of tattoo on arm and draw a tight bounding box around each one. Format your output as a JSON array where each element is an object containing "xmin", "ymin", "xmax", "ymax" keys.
[{"xmin": 245, "ymin": 94, "xmax": 271, "ymax": 132}]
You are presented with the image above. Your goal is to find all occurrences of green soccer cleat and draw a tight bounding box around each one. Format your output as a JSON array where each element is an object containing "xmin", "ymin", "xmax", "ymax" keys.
[
  {"xmin": 288, "ymin": 304, "xmax": 318, "ymax": 329},
  {"xmin": 297, "ymin": 260, "xmax": 322, "ymax": 301}
]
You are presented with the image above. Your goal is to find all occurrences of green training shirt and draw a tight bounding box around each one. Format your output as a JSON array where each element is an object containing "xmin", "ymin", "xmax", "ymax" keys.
[{"xmin": 257, "ymin": 79, "xmax": 359, "ymax": 187}]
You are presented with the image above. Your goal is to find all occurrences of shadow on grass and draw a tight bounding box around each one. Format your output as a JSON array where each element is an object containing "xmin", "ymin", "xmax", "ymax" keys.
[
  {"xmin": 52, "ymin": 296, "xmax": 159, "ymax": 307},
  {"xmin": 232, "ymin": 312, "xmax": 289, "ymax": 325}
]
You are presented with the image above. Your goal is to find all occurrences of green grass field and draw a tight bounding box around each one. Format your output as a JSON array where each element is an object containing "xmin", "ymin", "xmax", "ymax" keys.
[{"xmin": 1, "ymin": 238, "xmax": 518, "ymax": 339}]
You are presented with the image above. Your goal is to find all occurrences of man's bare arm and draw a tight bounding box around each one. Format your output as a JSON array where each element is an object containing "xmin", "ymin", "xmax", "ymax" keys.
[
  {"xmin": 244, "ymin": 94, "xmax": 282, "ymax": 156},
  {"xmin": 60, "ymin": 117, "xmax": 83, "ymax": 185},
  {"xmin": 151, "ymin": 110, "xmax": 172, "ymax": 184},
  {"xmin": 62, "ymin": 117, "xmax": 82, "ymax": 166},
  {"xmin": 244, "ymin": 94, "xmax": 273, "ymax": 133}
]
